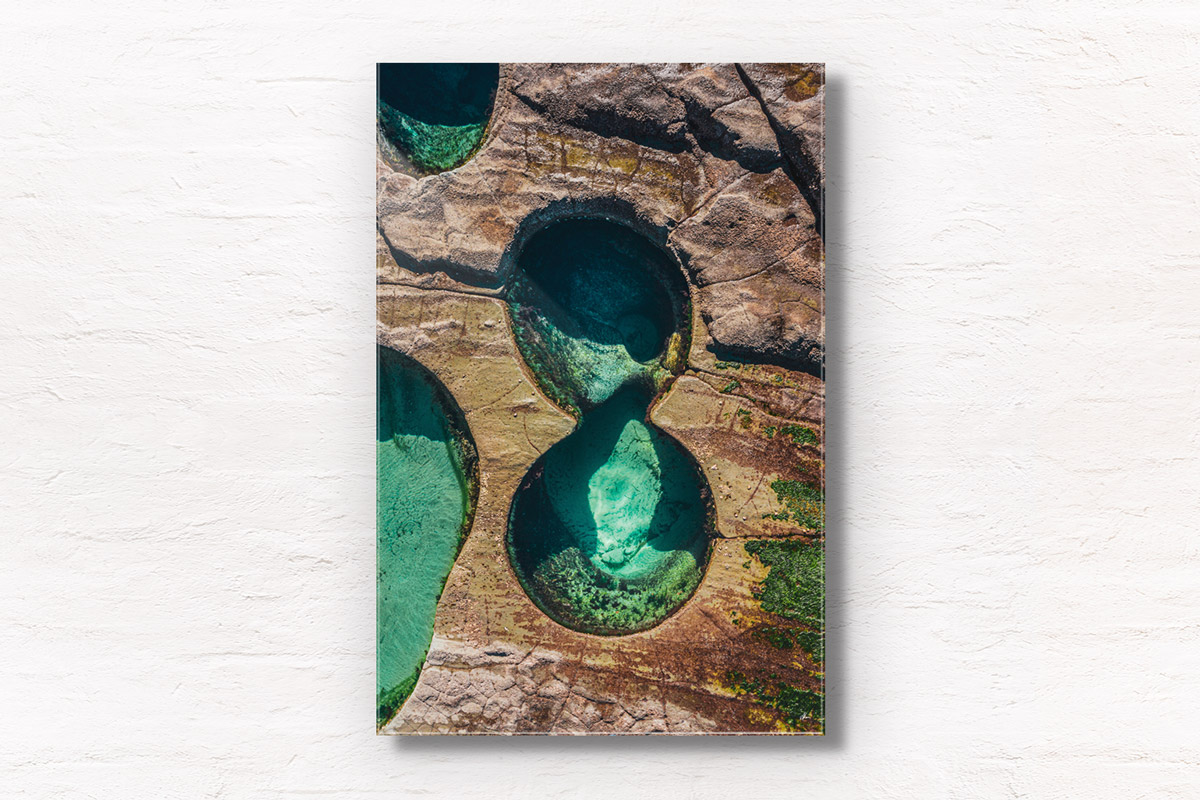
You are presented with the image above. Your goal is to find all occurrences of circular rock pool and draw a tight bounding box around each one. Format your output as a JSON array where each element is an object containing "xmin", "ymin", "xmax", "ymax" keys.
[{"xmin": 506, "ymin": 219, "xmax": 712, "ymax": 635}]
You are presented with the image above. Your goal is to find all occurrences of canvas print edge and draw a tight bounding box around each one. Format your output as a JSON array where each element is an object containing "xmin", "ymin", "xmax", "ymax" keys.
[{"xmin": 376, "ymin": 62, "xmax": 825, "ymax": 734}]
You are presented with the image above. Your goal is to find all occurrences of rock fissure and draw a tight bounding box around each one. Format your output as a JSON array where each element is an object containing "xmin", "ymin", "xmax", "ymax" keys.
[{"xmin": 734, "ymin": 63, "xmax": 824, "ymax": 236}]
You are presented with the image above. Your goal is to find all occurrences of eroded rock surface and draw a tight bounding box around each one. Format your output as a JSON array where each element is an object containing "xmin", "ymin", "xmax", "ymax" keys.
[
  {"xmin": 738, "ymin": 63, "xmax": 825, "ymax": 230},
  {"xmin": 377, "ymin": 62, "xmax": 824, "ymax": 371}
]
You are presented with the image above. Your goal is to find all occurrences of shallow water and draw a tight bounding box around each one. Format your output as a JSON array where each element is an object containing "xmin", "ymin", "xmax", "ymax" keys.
[
  {"xmin": 508, "ymin": 386, "xmax": 709, "ymax": 634},
  {"xmin": 376, "ymin": 63, "xmax": 499, "ymax": 174},
  {"xmin": 376, "ymin": 346, "xmax": 475, "ymax": 722},
  {"xmin": 507, "ymin": 220, "xmax": 710, "ymax": 635}
]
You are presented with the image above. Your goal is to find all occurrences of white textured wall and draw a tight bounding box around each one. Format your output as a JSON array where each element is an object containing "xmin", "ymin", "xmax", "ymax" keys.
[{"xmin": 4, "ymin": 1, "xmax": 1199, "ymax": 796}]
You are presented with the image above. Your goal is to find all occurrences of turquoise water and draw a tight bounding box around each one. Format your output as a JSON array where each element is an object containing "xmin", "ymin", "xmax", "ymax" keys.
[
  {"xmin": 506, "ymin": 219, "xmax": 710, "ymax": 635},
  {"xmin": 508, "ymin": 386, "xmax": 709, "ymax": 634},
  {"xmin": 377, "ymin": 346, "xmax": 477, "ymax": 725},
  {"xmin": 377, "ymin": 63, "xmax": 499, "ymax": 174}
]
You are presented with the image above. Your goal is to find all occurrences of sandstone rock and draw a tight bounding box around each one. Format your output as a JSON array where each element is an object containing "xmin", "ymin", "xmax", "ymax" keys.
[
  {"xmin": 652, "ymin": 376, "xmax": 824, "ymax": 538},
  {"xmin": 378, "ymin": 289, "xmax": 824, "ymax": 734},
  {"xmin": 509, "ymin": 63, "xmax": 784, "ymax": 174},
  {"xmin": 509, "ymin": 63, "xmax": 690, "ymax": 150},
  {"xmin": 669, "ymin": 169, "xmax": 824, "ymax": 373},
  {"xmin": 737, "ymin": 63, "xmax": 825, "ymax": 228},
  {"xmin": 656, "ymin": 63, "xmax": 783, "ymax": 172}
]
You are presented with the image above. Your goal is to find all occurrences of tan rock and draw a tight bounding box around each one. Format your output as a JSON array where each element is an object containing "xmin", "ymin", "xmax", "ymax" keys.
[
  {"xmin": 378, "ymin": 289, "xmax": 823, "ymax": 734},
  {"xmin": 670, "ymin": 168, "xmax": 824, "ymax": 373},
  {"xmin": 652, "ymin": 376, "xmax": 823, "ymax": 538}
]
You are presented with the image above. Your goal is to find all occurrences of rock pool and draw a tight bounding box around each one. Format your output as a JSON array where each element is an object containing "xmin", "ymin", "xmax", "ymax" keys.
[
  {"xmin": 507, "ymin": 219, "xmax": 711, "ymax": 635},
  {"xmin": 376, "ymin": 346, "xmax": 477, "ymax": 724},
  {"xmin": 376, "ymin": 63, "xmax": 499, "ymax": 175}
]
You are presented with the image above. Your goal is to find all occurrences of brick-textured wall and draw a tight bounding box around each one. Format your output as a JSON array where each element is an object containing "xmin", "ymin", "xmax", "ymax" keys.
[{"xmin": 4, "ymin": 2, "xmax": 1198, "ymax": 797}]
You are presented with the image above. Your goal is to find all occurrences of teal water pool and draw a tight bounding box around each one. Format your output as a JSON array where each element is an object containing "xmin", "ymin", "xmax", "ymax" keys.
[
  {"xmin": 377, "ymin": 63, "xmax": 499, "ymax": 175},
  {"xmin": 506, "ymin": 219, "xmax": 711, "ymax": 635},
  {"xmin": 376, "ymin": 346, "xmax": 477, "ymax": 725}
]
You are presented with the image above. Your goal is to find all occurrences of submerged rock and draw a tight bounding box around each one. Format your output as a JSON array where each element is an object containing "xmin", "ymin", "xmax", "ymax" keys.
[
  {"xmin": 508, "ymin": 218, "xmax": 689, "ymax": 413},
  {"xmin": 505, "ymin": 217, "xmax": 711, "ymax": 635},
  {"xmin": 508, "ymin": 386, "xmax": 711, "ymax": 635}
]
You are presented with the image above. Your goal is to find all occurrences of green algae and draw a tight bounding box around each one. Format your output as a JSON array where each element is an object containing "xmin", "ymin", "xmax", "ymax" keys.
[
  {"xmin": 377, "ymin": 63, "xmax": 499, "ymax": 175},
  {"xmin": 732, "ymin": 538, "xmax": 826, "ymax": 730},
  {"xmin": 377, "ymin": 108, "xmax": 487, "ymax": 174},
  {"xmin": 508, "ymin": 385, "xmax": 710, "ymax": 634},
  {"xmin": 750, "ymin": 624, "xmax": 825, "ymax": 662},
  {"xmin": 764, "ymin": 423, "xmax": 819, "ymax": 446},
  {"xmin": 763, "ymin": 479, "xmax": 825, "ymax": 532},
  {"xmin": 779, "ymin": 424, "xmax": 819, "ymax": 446},
  {"xmin": 744, "ymin": 538, "xmax": 824, "ymax": 630},
  {"xmin": 376, "ymin": 346, "xmax": 477, "ymax": 726},
  {"xmin": 744, "ymin": 538, "xmax": 825, "ymax": 666},
  {"xmin": 724, "ymin": 669, "xmax": 824, "ymax": 731}
]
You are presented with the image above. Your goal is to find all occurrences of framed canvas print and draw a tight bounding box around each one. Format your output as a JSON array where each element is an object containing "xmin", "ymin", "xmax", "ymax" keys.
[{"xmin": 376, "ymin": 63, "xmax": 825, "ymax": 734}]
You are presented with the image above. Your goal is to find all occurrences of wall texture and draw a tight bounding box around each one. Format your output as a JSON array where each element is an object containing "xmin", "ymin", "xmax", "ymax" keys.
[{"xmin": 4, "ymin": 1, "xmax": 1199, "ymax": 797}]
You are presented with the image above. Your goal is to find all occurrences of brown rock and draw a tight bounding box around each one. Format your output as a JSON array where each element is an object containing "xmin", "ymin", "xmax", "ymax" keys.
[
  {"xmin": 670, "ymin": 169, "xmax": 824, "ymax": 373},
  {"xmin": 377, "ymin": 65, "xmax": 828, "ymax": 734},
  {"xmin": 737, "ymin": 63, "xmax": 825, "ymax": 228},
  {"xmin": 652, "ymin": 376, "xmax": 824, "ymax": 538}
]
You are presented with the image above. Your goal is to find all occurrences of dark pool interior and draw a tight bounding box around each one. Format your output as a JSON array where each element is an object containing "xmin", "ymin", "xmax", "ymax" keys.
[
  {"xmin": 377, "ymin": 63, "xmax": 500, "ymax": 174},
  {"xmin": 508, "ymin": 219, "xmax": 690, "ymax": 415}
]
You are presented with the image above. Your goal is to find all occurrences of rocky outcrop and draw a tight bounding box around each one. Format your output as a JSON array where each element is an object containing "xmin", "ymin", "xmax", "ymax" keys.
[
  {"xmin": 377, "ymin": 288, "xmax": 825, "ymax": 734},
  {"xmin": 652, "ymin": 375, "xmax": 823, "ymax": 539},
  {"xmin": 377, "ymin": 62, "xmax": 824, "ymax": 372},
  {"xmin": 737, "ymin": 63, "xmax": 825, "ymax": 231},
  {"xmin": 670, "ymin": 168, "xmax": 824, "ymax": 374},
  {"xmin": 387, "ymin": 637, "xmax": 721, "ymax": 734},
  {"xmin": 509, "ymin": 63, "xmax": 783, "ymax": 173}
]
